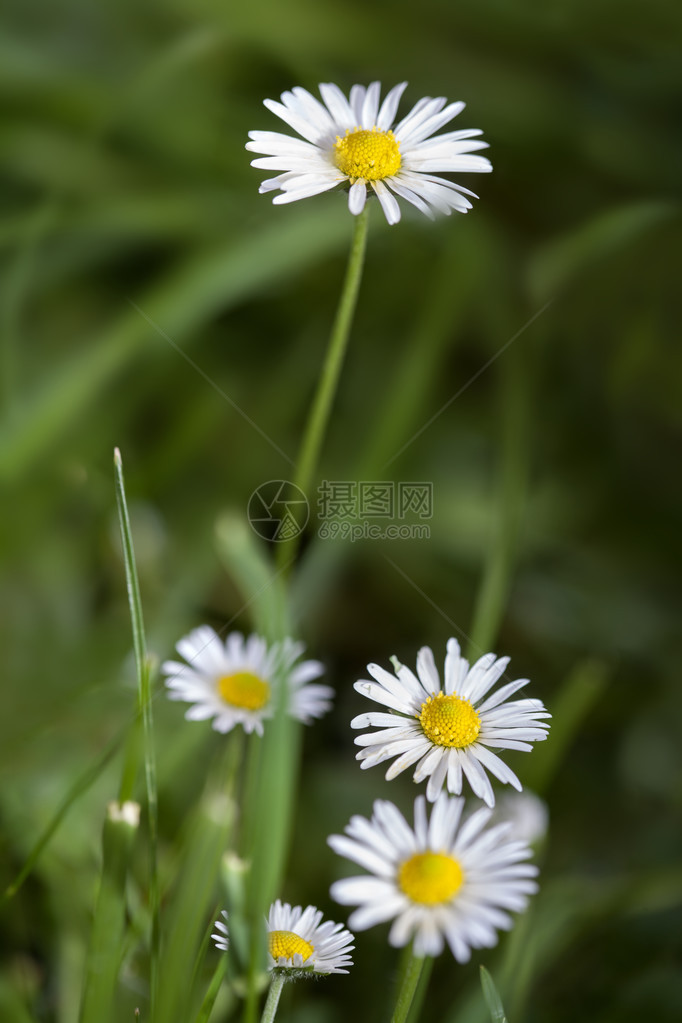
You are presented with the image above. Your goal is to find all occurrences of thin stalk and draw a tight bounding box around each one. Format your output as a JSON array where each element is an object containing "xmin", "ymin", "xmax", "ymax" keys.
[
  {"xmin": 113, "ymin": 448, "xmax": 160, "ymax": 1011},
  {"xmin": 277, "ymin": 207, "xmax": 369, "ymax": 571},
  {"xmin": 391, "ymin": 951, "xmax": 428, "ymax": 1023},
  {"xmin": 405, "ymin": 954, "xmax": 434, "ymax": 1023},
  {"xmin": 259, "ymin": 975, "xmax": 286, "ymax": 1023}
]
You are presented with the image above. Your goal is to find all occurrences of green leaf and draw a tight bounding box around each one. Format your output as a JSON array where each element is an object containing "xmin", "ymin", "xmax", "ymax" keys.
[
  {"xmin": 480, "ymin": 966, "xmax": 508, "ymax": 1023},
  {"xmin": 79, "ymin": 802, "xmax": 140, "ymax": 1023}
]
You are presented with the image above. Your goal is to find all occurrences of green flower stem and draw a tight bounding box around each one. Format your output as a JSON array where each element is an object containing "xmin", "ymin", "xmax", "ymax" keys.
[
  {"xmin": 259, "ymin": 974, "xmax": 286, "ymax": 1023},
  {"xmin": 277, "ymin": 206, "xmax": 369, "ymax": 571},
  {"xmin": 391, "ymin": 950, "xmax": 429, "ymax": 1023}
]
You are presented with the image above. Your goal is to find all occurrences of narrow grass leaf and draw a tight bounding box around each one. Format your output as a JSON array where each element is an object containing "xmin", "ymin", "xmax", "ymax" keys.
[
  {"xmin": 153, "ymin": 795, "xmax": 235, "ymax": 1023},
  {"xmin": 193, "ymin": 956, "xmax": 229, "ymax": 1023},
  {"xmin": 113, "ymin": 448, "xmax": 160, "ymax": 1009},
  {"xmin": 79, "ymin": 801, "xmax": 140, "ymax": 1023},
  {"xmin": 480, "ymin": 966, "xmax": 508, "ymax": 1023},
  {"xmin": 214, "ymin": 512, "xmax": 289, "ymax": 643}
]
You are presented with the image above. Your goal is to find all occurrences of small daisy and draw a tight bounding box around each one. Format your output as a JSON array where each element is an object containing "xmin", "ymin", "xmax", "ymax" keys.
[
  {"xmin": 329, "ymin": 793, "xmax": 538, "ymax": 961},
  {"xmin": 211, "ymin": 911, "xmax": 230, "ymax": 951},
  {"xmin": 247, "ymin": 81, "xmax": 491, "ymax": 225},
  {"xmin": 162, "ymin": 627, "xmax": 333, "ymax": 735},
  {"xmin": 352, "ymin": 638, "xmax": 550, "ymax": 806},
  {"xmin": 211, "ymin": 903, "xmax": 354, "ymax": 977},
  {"xmin": 488, "ymin": 789, "xmax": 549, "ymax": 846},
  {"xmin": 266, "ymin": 900, "xmax": 354, "ymax": 976}
]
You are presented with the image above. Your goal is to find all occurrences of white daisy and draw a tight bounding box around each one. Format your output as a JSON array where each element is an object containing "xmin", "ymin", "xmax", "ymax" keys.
[
  {"xmin": 162, "ymin": 626, "xmax": 333, "ymax": 735},
  {"xmin": 246, "ymin": 81, "xmax": 491, "ymax": 225},
  {"xmin": 266, "ymin": 900, "xmax": 354, "ymax": 976},
  {"xmin": 329, "ymin": 793, "xmax": 538, "ymax": 961},
  {"xmin": 352, "ymin": 638, "xmax": 551, "ymax": 806},
  {"xmin": 211, "ymin": 904, "xmax": 354, "ymax": 976}
]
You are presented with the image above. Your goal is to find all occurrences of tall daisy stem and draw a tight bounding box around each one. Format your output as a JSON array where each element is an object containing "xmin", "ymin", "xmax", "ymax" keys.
[
  {"xmin": 391, "ymin": 950, "xmax": 428, "ymax": 1023},
  {"xmin": 277, "ymin": 205, "xmax": 369, "ymax": 570},
  {"xmin": 259, "ymin": 974, "xmax": 286, "ymax": 1023}
]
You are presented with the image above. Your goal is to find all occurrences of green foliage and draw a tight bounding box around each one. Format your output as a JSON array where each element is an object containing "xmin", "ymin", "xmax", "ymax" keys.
[{"xmin": 2, "ymin": 0, "xmax": 681, "ymax": 1021}]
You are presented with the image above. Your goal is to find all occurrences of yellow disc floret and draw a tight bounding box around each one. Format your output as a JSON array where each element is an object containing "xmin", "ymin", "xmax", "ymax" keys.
[
  {"xmin": 269, "ymin": 930, "xmax": 314, "ymax": 962},
  {"xmin": 217, "ymin": 671, "xmax": 270, "ymax": 711},
  {"xmin": 334, "ymin": 128, "xmax": 401, "ymax": 182},
  {"xmin": 418, "ymin": 692, "xmax": 481, "ymax": 748},
  {"xmin": 398, "ymin": 852, "xmax": 464, "ymax": 905}
]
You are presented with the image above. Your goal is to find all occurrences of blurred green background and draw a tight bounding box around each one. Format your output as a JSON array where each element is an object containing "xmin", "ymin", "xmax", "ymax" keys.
[{"xmin": 1, "ymin": 0, "xmax": 681, "ymax": 1020}]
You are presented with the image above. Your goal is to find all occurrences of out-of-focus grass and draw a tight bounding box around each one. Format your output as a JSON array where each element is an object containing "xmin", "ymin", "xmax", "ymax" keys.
[{"xmin": 1, "ymin": 0, "xmax": 681, "ymax": 1020}]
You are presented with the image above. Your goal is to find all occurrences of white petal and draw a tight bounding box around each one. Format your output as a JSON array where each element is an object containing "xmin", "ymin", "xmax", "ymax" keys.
[
  {"xmin": 386, "ymin": 178, "xmax": 435, "ymax": 219},
  {"xmin": 394, "ymin": 97, "xmax": 445, "ymax": 139},
  {"xmin": 371, "ymin": 179, "xmax": 401, "ymax": 224},
  {"xmin": 263, "ymin": 98, "xmax": 323, "ymax": 145},
  {"xmin": 348, "ymin": 180, "xmax": 367, "ymax": 215},
  {"xmin": 354, "ymin": 678, "xmax": 413, "ymax": 714},
  {"xmin": 377, "ymin": 81, "xmax": 408, "ymax": 130},
  {"xmin": 470, "ymin": 744, "xmax": 522, "ymax": 789},
  {"xmin": 319, "ymin": 82, "xmax": 356, "ymax": 128},
  {"xmin": 416, "ymin": 645, "xmax": 440, "ymax": 692},
  {"xmin": 399, "ymin": 101, "xmax": 466, "ymax": 145},
  {"xmin": 361, "ymin": 81, "xmax": 381, "ymax": 127},
  {"xmin": 272, "ymin": 180, "xmax": 340, "ymax": 204},
  {"xmin": 349, "ymin": 84, "xmax": 366, "ymax": 123},
  {"xmin": 476, "ymin": 677, "xmax": 529, "ymax": 713}
]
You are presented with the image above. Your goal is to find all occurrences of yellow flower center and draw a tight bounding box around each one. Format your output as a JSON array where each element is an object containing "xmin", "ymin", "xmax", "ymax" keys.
[
  {"xmin": 334, "ymin": 128, "xmax": 401, "ymax": 182},
  {"xmin": 217, "ymin": 671, "xmax": 270, "ymax": 711},
  {"xmin": 418, "ymin": 692, "xmax": 481, "ymax": 748},
  {"xmin": 398, "ymin": 852, "xmax": 464, "ymax": 905},
  {"xmin": 269, "ymin": 930, "xmax": 314, "ymax": 961}
]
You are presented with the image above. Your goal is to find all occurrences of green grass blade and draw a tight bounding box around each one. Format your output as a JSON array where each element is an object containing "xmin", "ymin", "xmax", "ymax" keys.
[
  {"xmin": 79, "ymin": 802, "xmax": 140, "ymax": 1023},
  {"xmin": 153, "ymin": 795, "xmax": 235, "ymax": 1023},
  {"xmin": 479, "ymin": 966, "xmax": 508, "ymax": 1023},
  {"xmin": 214, "ymin": 512, "xmax": 289, "ymax": 642},
  {"xmin": 193, "ymin": 956, "xmax": 228, "ymax": 1023},
  {"xmin": 113, "ymin": 448, "xmax": 146, "ymax": 682},
  {"xmin": 113, "ymin": 448, "xmax": 160, "ymax": 1010}
]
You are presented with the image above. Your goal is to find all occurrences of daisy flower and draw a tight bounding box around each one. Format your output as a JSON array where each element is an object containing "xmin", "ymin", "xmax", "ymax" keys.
[
  {"xmin": 329, "ymin": 793, "xmax": 538, "ymax": 961},
  {"xmin": 211, "ymin": 911, "xmax": 230, "ymax": 952},
  {"xmin": 266, "ymin": 900, "xmax": 354, "ymax": 976},
  {"xmin": 211, "ymin": 902, "xmax": 354, "ymax": 977},
  {"xmin": 162, "ymin": 627, "xmax": 333, "ymax": 735},
  {"xmin": 247, "ymin": 81, "xmax": 491, "ymax": 225},
  {"xmin": 352, "ymin": 638, "xmax": 550, "ymax": 806}
]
